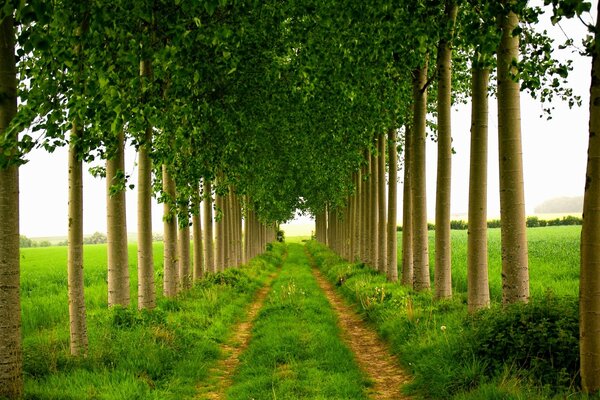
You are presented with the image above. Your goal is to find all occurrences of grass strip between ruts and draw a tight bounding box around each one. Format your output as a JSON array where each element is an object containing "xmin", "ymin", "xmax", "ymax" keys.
[{"xmin": 226, "ymin": 243, "xmax": 369, "ymax": 400}]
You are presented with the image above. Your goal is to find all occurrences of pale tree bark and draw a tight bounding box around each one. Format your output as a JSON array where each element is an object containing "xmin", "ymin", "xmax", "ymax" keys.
[
  {"xmin": 233, "ymin": 192, "xmax": 242, "ymax": 267},
  {"xmin": 580, "ymin": 3, "xmax": 600, "ymax": 392},
  {"xmin": 67, "ymin": 123, "xmax": 88, "ymax": 357},
  {"xmin": 412, "ymin": 64, "xmax": 431, "ymax": 291},
  {"xmin": 215, "ymin": 180, "xmax": 224, "ymax": 271},
  {"xmin": 387, "ymin": 128, "xmax": 398, "ymax": 282},
  {"xmin": 434, "ymin": 0, "xmax": 458, "ymax": 300},
  {"xmin": 361, "ymin": 163, "xmax": 369, "ymax": 262},
  {"xmin": 467, "ymin": 65, "xmax": 491, "ymax": 313},
  {"xmin": 106, "ymin": 130, "xmax": 130, "ymax": 307},
  {"xmin": 377, "ymin": 133, "xmax": 387, "ymax": 273},
  {"xmin": 203, "ymin": 180, "xmax": 215, "ymax": 273},
  {"xmin": 222, "ymin": 192, "xmax": 230, "ymax": 268},
  {"xmin": 327, "ymin": 205, "xmax": 334, "ymax": 250},
  {"xmin": 497, "ymin": 6, "xmax": 529, "ymax": 304},
  {"xmin": 370, "ymin": 150, "xmax": 379, "ymax": 269},
  {"xmin": 192, "ymin": 185, "xmax": 203, "ymax": 281},
  {"xmin": 137, "ymin": 59, "xmax": 155, "ymax": 310},
  {"xmin": 162, "ymin": 165, "xmax": 178, "ymax": 296},
  {"xmin": 402, "ymin": 124, "xmax": 414, "ymax": 287},
  {"xmin": 353, "ymin": 170, "xmax": 362, "ymax": 261},
  {"xmin": 67, "ymin": 22, "xmax": 88, "ymax": 357},
  {"xmin": 178, "ymin": 201, "xmax": 191, "ymax": 289},
  {"xmin": 0, "ymin": 16, "xmax": 22, "ymax": 397},
  {"xmin": 348, "ymin": 191, "xmax": 355, "ymax": 260}
]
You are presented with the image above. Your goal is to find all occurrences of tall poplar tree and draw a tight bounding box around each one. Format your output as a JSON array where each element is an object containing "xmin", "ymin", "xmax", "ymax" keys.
[
  {"xmin": 497, "ymin": 2, "xmax": 529, "ymax": 304},
  {"xmin": 0, "ymin": 12, "xmax": 22, "ymax": 398}
]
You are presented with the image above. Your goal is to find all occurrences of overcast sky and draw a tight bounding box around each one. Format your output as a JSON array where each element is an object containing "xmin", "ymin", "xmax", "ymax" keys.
[{"xmin": 18, "ymin": 3, "xmax": 594, "ymax": 237}]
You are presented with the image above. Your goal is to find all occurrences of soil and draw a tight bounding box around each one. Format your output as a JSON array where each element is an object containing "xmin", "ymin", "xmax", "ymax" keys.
[{"xmin": 311, "ymin": 266, "xmax": 413, "ymax": 400}]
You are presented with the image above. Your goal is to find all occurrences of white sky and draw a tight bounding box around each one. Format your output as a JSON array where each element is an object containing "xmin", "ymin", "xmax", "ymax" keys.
[{"xmin": 18, "ymin": 4, "xmax": 594, "ymax": 238}]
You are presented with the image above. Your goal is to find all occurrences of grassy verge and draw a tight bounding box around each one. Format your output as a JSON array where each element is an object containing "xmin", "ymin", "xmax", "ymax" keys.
[
  {"xmin": 22, "ymin": 242, "xmax": 284, "ymax": 399},
  {"xmin": 306, "ymin": 227, "xmax": 582, "ymax": 400},
  {"xmin": 226, "ymin": 243, "xmax": 369, "ymax": 399}
]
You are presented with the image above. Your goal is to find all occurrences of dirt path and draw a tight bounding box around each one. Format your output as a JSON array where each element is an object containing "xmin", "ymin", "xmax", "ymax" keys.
[
  {"xmin": 310, "ymin": 265, "xmax": 413, "ymax": 400},
  {"xmin": 196, "ymin": 271, "xmax": 278, "ymax": 400}
]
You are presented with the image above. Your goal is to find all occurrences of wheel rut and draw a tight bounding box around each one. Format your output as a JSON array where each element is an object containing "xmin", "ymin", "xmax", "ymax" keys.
[
  {"xmin": 309, "ymin": 257, "xmax": 413, "ymax": 400},
  {"xmin": 195, "ymin": 269, "xmax": 279, "ymax": 400}
]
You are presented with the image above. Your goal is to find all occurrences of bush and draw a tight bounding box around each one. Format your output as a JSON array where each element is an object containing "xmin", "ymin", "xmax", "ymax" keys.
[
  {"xmin": 526, "ymin": 216, "xmax": 541, "ymax": 227},
  {"xmin": 462, "ymin": 293, "xmax": 579, "ymax": 391},
  {"xmin": 450, "ymin": 220, "xmax": 468, "ymax": 230}
]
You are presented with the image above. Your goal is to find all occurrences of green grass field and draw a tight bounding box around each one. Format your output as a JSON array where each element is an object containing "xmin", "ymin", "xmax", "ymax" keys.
[
  {"xmin": 21, "ymin": 242, "xmax": 284, "ymax": 399},
  {"xmin": 307, "ymin": 225, "xmax": 582, "ymax": 399},
  {"xmin": 18, "ymin": 226, "xmax": 582, "ymax": 399}
]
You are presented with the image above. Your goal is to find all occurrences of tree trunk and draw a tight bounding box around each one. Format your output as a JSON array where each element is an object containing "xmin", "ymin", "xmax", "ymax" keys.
[
  {"xmin": 402, "ymin": 124, "xmax": 414, "ymax": 287},
  {"xmin": 106, "ymin": 130, "xmax": 130, "ymax": 307},
  {"xmin": 203, "ymin": 180, "xmax": 215, "ymax": 273},
  {"xmin": 0, "ymin": 16, "xmax": 22, "ymax": 397},
  {"xmin": 387, "ymin": 128, "xmax": 398, "ymax": 282},
  {"xmin": 378, "ymin": 133, "xmax": 387, "ymax": 273},
  {"xmin": 67, "ymin": 123, "xmax": 88, "ymax": 357},
  {"xmin": 434, "ymin": 0, "xmax": 458, "ymax": 300},
  {"xmin": 370, "ymin": 150, "xmax": 379, "ymax": 269},
  {"xmin": 361, "ymin": 162, "xmax": 369, "ymax": 263},
  {"xmin": 137, "ymin": 60, "xmax": 155, "ymax": 310},
  {"xmin": 193, "ymin": 185, "xmax": 203, "ymax": 281},
  {"xmin": 467, "ymin": 65, "xmax": 491, "ymax": 313},
  {"xmin": 353, "ymin": 170, "xmax": 362, "ymax": 261},
  {"xmin": 580, "ymin": 3, "xmax": 600, "ymax": 392},
  {"xmin": 412, "ymin": 64, "xmax": 430, "ymax": 291},
  {"xmin": 162, "ymin": 165, "xmax": 178, "ymax": 296},
  {"xmin": 215, "ymin": 189, "xmax": 224, "ymax": 271},
  {"xmin": 178, "ymin": 201, "xmax": 191, "ymax": 289},
  {"xmin": 497, "ymin": 6, "xmax": 529, "ymax": 304}
]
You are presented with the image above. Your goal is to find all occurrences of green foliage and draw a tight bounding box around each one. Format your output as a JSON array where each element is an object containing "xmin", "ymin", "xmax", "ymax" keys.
[{"xmin": 463, "ymin": 293, "xmax": 579, "ymax": 390}]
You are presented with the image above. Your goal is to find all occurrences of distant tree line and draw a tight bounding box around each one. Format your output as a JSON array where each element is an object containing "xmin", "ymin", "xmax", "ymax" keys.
[
  {"xmin": 19, "ymin": 236, "xmax": 52, "ymax": 248},
  {"xmin": 396, "ymin": 215, "xmax": 583, "ymax": 232}
]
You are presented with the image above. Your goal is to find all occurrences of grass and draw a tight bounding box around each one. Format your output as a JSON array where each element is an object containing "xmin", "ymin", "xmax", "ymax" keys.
[
  {"xmin": 306, "ymin": 225, "xmax": 584, "ymax": 400},
  {"xmin": 226, "ymin": 243, "xmax": 369, "ymax": 399},
  {"xmin": 437, "ymin": 226, "xmax": 581, "ymax": 300},
  {"xmin": 20, "ymin": 242, "xmax": 284, "ymax": 399}
]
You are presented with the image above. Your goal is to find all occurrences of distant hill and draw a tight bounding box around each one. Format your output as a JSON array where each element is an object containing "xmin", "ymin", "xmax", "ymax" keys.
[{"xmin": 534, "ymin": 196, "xmax": 583, "ymax": 214}]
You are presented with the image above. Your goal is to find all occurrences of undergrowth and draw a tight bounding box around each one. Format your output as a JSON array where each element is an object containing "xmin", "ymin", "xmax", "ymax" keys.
[{"xmin": 306, "ymin": 239, "xmax": 582, "ymax": 400}]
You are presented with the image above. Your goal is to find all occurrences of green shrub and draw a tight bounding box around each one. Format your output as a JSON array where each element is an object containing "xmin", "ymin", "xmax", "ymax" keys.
[{"xmin": 462, "ymin": 293, "xmax": 579, "ymax": 391}]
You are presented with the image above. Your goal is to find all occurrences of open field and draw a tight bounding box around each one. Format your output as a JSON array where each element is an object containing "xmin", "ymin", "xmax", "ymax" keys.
[
  {"xmin": 307, "ymin": 225, "xmax": 582, "ymax": 399},
  {"xmin": 19, "ymin": 225, "xmax": 582, "ymax": 399},
  {"xmin": 21, "ymin": 242, "xmax": 284, "ymax": 398}
]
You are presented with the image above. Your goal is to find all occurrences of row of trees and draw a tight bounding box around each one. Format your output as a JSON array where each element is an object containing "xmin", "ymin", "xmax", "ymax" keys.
[{"xmin": 1, "ymin": 0, "xmax": 599, "ymax": 396}]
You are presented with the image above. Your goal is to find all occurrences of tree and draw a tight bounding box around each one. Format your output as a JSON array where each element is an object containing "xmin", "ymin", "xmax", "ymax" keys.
[
  {"xmin": 412, "ymin": 64, "xmax": 431, "ymax": 292},
  {"xmin": 162, "ymin": 165, "xmax": 178, "ymax": 297},
  {"xmin": 106, "ymin": 130, "xmax": 130, "ymax": 307},
  {"xmin": 204, "ymin": 179, "xmax": 215, "ymax": 273},
  {"xmin": 497, "ymin": 2, "xmax": 529, "ymax": 304},
  {"xmin": 387, "ymin": 128, "xmax": 398, "ymax": 282},
  {"xmin": 402, "ymin": 124, "xmax": 414, "ymax": 287},
  {"xmin": 434, "ymin": 0, "xmax": 458, "ymax": 300},
  {"xmin": 377, "ymin": 133, "xmax": 387, "ymax": 273},
  {"xmin": 192, "ymin": 185, "xmax": 204, "ymax": 281},
  {"xmin": 0, "ymin": 12, "xmax": 22, "ymax": 398},
  {"xmin": 467, "ymin": 64, "xmax": 491, "ymax": 312}
]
